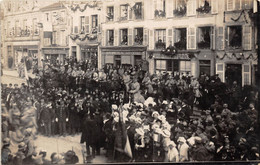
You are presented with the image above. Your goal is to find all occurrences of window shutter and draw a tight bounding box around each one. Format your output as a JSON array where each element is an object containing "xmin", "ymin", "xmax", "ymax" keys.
[
  {"xmin": 128, "ymin": 28, "xmax": 133, "ymax": 46},
  {"xmin": 149, "ymin": 29, "xmax": 154, "ymax": 49},
  {"xmin": 167, "ymin": 28, "xmax": 173, "ymax": 46},
  {"xmin": 114, "ymin": 5, "xmax": 119, "ymax": 21},
  {"xmin": 144, "ymin": 28, "xmax": 148, "ymax": 45},
  {"xmin": 74, "ymin": 26, "xmax": 78, "ymax": 34},
  {"xmin": 102, "ymin": 30, "xmax": 105, "ymax": 46},
  {"xmin": 98, "ymin": 15, "xmax": 101, "ymax": 33},
  {"xmin": 211, "ymin": 26, "xmax": 216, "ymax": 50},
  {"xmin": 85, "ymin": 16, "xmax": 89, "ymax": 33},
  {"xmin": 242, "ymin": 63, "xmax": 251, "ymax": 86},
  {"xmin": 217, "ymin": 27, "xmax": 224, "ymax": 50},
  {"xmin": 187, "ymin": 27, "xmax": 196, "ymax": 49},
  {"xmin": 166, "ymin": 0, "xmax": 173, "ymax": 18},
  {"xmin": 227, "ymin": 0, "xmax": 234, "ymax": 11},
  {"xmin": 216, "ymin": 63, "xmax": 225, "ymax": 82},
  {"xmin": 128, "ymin": 6, "xmax": 132, "ymax": 20},
  {"xmin": 187, "ymin": 0, "xmax": 196, "ymax": 16},
  {"xmin": 211, "ymin": 0, "xmax": 218, "ymax": 14},
  {"xmin": 114, "ymin": 29, "xmax": 118, "ymax": 46},
  {"xmin": 243, "ymin": 25, "xmax": 251, "ymax": 50}
]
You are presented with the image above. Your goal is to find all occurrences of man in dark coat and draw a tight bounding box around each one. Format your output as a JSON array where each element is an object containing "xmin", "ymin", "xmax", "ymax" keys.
[
  {"xmin": 56, "ymin": 100, "xmax": 68, "ymax": 136},
  {"xmin": 39, "ymin": 102, "xmax": 53, "ymax": 136},
  {"xmin": 80, "ymin": 114, "xmax": 95, "ymax": 158},
  {"xmin": 191, "ymin": 139, "xmax": 211, "ymax": 161}
]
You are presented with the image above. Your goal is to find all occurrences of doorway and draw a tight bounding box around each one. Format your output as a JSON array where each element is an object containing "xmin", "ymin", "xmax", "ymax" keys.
[{"xmin": 225, "ymin": 64, "xmax": 242, "ymax": 87}]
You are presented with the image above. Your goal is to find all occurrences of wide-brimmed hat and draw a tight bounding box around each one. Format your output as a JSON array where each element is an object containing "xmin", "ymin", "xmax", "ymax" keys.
[
  {"xmin": 177, "ymin": 137, "xmax": 186, "ymax": 143},
  {"xmin": 162, "ymin": 129, "xmax": 171, "ymax": 138}
]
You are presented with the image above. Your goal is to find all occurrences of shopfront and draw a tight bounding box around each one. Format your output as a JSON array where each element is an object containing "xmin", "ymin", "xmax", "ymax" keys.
[
  {"xmin": 80, "ymin": 45, "xmax": 98, "ymax": 68},
  {"xmin": 42, "ymin": 48, "xmax": 69, "ymax": 65},
  {"xmin": 100, "ymin": 46, "xmax": 147, "ymax": 69},
  {"xmin": 150, "ymin": 50, "xmax": 215, "ymax": 77},
  {"xmin": 216, "ymin": 52, "xmax": 258, "ymax": 87},
  {"xmin": 13, "ymin": 45, "xmax": 39, "ymax": 70}
]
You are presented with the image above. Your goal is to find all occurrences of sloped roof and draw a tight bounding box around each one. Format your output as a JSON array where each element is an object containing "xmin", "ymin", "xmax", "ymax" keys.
[{"xmin": 40, "ymin": 2, "xmax": 66, "ymax": 12}]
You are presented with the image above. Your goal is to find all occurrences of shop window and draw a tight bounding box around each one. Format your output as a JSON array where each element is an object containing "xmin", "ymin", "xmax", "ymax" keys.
[
  {"xmin": 173, "ymin": 0, "xmax": 187, "ymax": 17},
  {"xmin": 155, "ymin": 29, "xmax": 166, "ymax": 49},
  {"xmin": 227, "ymin": 0, "xmax": 253, "ymax": 11},
  {"xmin": 91, "ymin": 15, "xmax": 98, "ymax": 33},
  {"xmin": 120, "ymin": 29, "xmax": 128, "ymax": 45},
  {"xmin": 154, "ymin": 0, "xmax": 166, "ymax": 18},
  {"xmin": 156, "ymin": 60, "xmax": 166, "ymax": 70},
  {"xmin": 115, "ymin": 55, "xmax": 121, "ymax": 67},
  {"xmin": 167, "ymin": 60, "xmax": 173, "ymax": 71},
  {"xmin": 174, "ymin": 28, "xmax": 186, "ymax": 50},
  {"xmin": 134, "ymin": 28, "xmax": 143, "ymax": 45},
  {"xmin": 107, "ymin": 6, "xmax": 114, "ymax": 21},
  {"xmin": 228, "ymin": 25, "xmax": 242, "ymax": 49},
  {"xmin": 133, "ymin": 2, "xmax": 142, "ymax": 19},
  {"xmin": 199, "ymin": 60, "xmax": 211, "ymax": 76},
  {"xmin": 179, "ymin": 61, "xmax": 191, "ymax": 73},
  {"xmin": 197, "ymin": 26, "xmax": 211, "ymax": 49},
  {"xmin": 107, "ymin": 30, "xmax": 114, "ymax": 46},
  {"xmin": 120, "ymin": 4, "xmax": 128, "ymax": 21}
]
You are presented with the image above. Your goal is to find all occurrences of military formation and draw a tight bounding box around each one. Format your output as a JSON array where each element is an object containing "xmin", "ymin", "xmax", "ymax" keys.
[{"xmin": 1, "ymin": 56, "xmax": 259, "ymax": 164}]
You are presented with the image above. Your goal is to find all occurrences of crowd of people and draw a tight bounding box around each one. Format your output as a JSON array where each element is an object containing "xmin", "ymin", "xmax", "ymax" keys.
[{"xmin": 1, "ymin": 56, "xmax": 259, "ymax": 164}]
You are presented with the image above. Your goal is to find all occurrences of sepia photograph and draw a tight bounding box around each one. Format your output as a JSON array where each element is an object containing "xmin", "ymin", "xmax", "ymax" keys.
[{"xmin": 0, "ymin": 0, "xmax": 259, "ymax": 164}]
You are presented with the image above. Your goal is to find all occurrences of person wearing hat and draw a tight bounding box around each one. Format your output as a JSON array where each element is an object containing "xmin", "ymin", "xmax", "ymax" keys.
[
  {"xmin": 165, "ymin": 141, "xmax": 179, "ymax": 162},
  {"xmin": 56, "ymin": 100, "xmax": 68, "ymax": 136},
  {"xmin": 177, "ymin": 137, "xmax": 189, "ymax": 162},
  {"xmin": 191, "ymin": 138, "xmax": 211, "ymax": 161},
  {"xmin": 129, "ymin": 77, "xmax": 145, "ymax": 103},
  {"xmin": 39, "ymin": 102, "xmax": 53, "ymax": 136},
  {"xmin": 1, "ymin": 138, "xmax": 12, "ymax": 164},
  {"xmin": 64, "ymin": 150, "xmax": 79, "ymax": 164},
  {"xmin": 13, "ymin": 142, "xmax": 27, "ymax": 165}
]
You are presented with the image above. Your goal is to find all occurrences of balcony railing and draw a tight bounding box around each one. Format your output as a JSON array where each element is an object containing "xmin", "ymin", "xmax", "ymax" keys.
[
  {"xmin": 173, "ymin": 6, "xmax": 187, "ymax": 17},
  {"xmin": 196, "ymin": 1, "xmax": 211, "ymax": 14},
  {"xmin": 155, "ymin": 40, "xmax": 166, "ymax": 49},
  {"xmin": 134, "ymin": 36, "xmax": 143, "ymax": 45},
  {"xmin": 108, "ymin": 37, "xmax": 114, "ymax": 46},
  {"xmin": 197, "ymin": 41, "xmax": 210, "ymax": 49},
  {"xmin": 174, "ymin": 40, "xmax": 186, "ymax": 50},
  {"xmin": 154, "ymin": 10, "xmax": 166, "ymax": 18}
]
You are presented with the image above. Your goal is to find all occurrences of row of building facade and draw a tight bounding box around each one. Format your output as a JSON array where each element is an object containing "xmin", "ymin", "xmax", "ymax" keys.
[{"xmin": 0, "ymin": 0, "xmax": 258, "ymax": 86}]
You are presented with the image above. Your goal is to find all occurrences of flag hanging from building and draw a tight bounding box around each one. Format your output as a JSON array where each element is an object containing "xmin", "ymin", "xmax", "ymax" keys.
[{"xmin": 114, "ymin": 106, "xmax": 132, "ymax": 158}]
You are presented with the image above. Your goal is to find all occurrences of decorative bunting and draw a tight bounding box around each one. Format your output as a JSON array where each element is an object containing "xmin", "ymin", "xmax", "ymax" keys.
[
  {"xmin": 216, "ymin": 52, "xmax": 257, "ymax": 60},
  {"xmin": 70, "ymin": 33, "xmax": 97, "ymax": 41},
  {"xmin": 70, "ymin": 2, "xmax": 98, "ymax": 12}
]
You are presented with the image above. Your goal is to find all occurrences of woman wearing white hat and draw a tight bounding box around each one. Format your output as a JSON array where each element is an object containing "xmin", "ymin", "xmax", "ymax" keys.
[
  {"xmin": 177, "ymin": 136, "xmax": 189, "ymax": 162},
  {"xmin": 165, "ymin": 141, "xmax": 179, "ymax": 162}
]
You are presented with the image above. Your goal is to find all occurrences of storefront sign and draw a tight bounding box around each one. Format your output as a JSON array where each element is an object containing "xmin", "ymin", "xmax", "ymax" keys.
[
  {"xmin": 42, "ymin": 49, "xmax": 68, "ymax": 54},
  {"xmin": 155, "ymin": 53, "xmax": 191, "ymax": 60}
]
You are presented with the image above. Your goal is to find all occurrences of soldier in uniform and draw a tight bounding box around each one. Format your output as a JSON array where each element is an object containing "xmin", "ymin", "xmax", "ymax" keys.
[
  {"xmin": 56, "ymin": 100, "xmax": 68, "ymax": 136},
  {"xmin": 39, "ymin": 102, "xmax": 53, "ymax": 136}
]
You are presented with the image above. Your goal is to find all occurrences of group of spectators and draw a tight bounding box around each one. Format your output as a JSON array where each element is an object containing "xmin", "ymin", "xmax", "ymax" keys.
[{"xmin": 1, "ymin": 56, "xmax": 259, "ymax": 164}]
